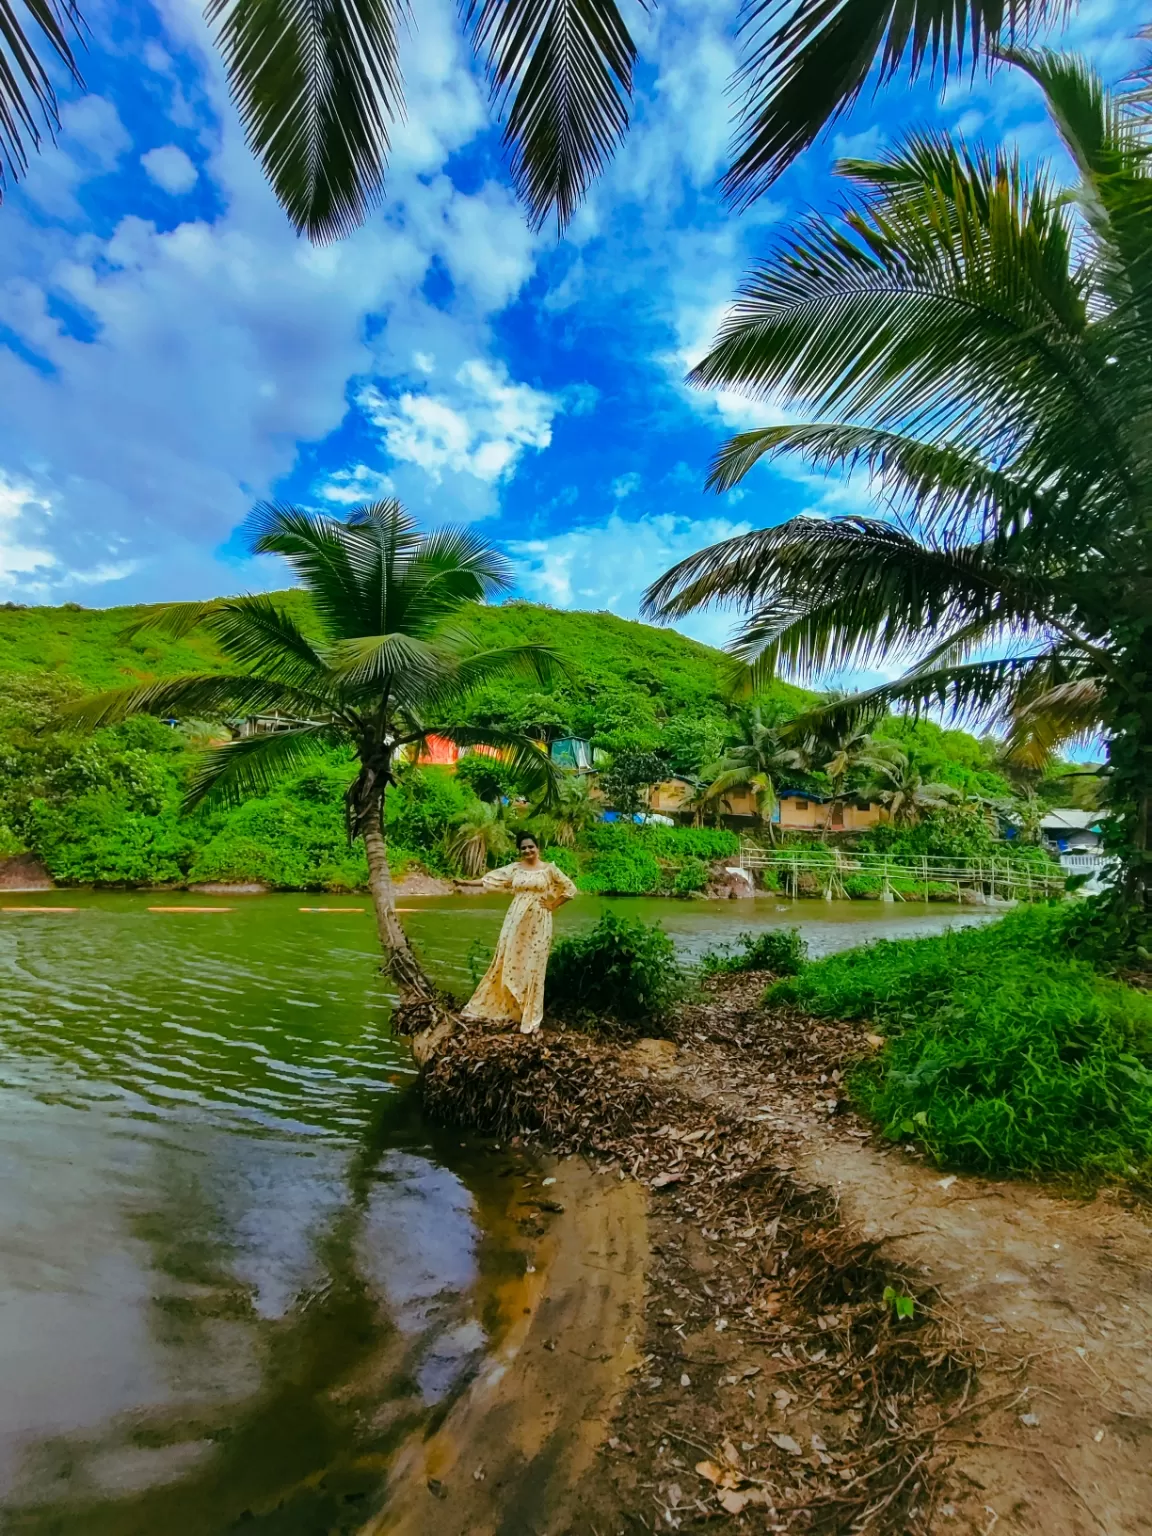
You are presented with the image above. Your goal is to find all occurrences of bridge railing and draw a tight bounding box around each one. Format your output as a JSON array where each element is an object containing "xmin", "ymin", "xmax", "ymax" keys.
[{"xmin": 737, "ymin": 843, "xmax": 1068, "ymax": 899}]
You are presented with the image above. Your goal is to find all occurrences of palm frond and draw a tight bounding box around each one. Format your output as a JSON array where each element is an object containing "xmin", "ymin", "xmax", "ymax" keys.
[
  {"xmin": 433, "ymin": 640, "xmax": 569, "ymax": 703},
  {"xmin": 202, "ymin": 596, "xmax": 328, "ymax": 688},
  {"xmin": 0, "ymin": 0, "xmax": 84, "ymax": 190},
  {"xmin": 706, "ymin": 422, "xmax": 1050, "ymax": 545},
  {"xmin": 646, "ymin": 514, "xmax": 1059, "ymax": 689},
  {"xmin": 783, "ymin": 653, "xmax": 1060, "ymax": 743},
  {"xmin": 464, "ymin": 0, "xmax": 637, "ymax": 231},
  {"xmin": 427, "ymin": 722, "xmax": 561, "ymax": 806},
  {"xmin": 722, "ymin": 0, "xmax": 1068, "ymax": 206},
  {"xmin": 119, "ymin": 600, "xmax": 226, "ymax": 642},
  {"xmin": 56, "ymin": 674, "xmax": 330, "ymax": 731},
  {"xmin": 184, "ymin": 724, "xmax": 340, "ymax": 811},
  {"xmin": 325, "ymin": 630, "xmax": 444, "ymax": 696},
  {"xmin": 694, "ymin": 133, "xmax": 1130, "ymax": 500},
  {"xmin": 206, "ymin": 0, "xmax": 403, "ymax": 243},
  {"xmin": 245, "ymin": 501, "xmax": 386, "ymax": 639},
  {"xmin": 1002, "ymin": 675, "xmax": 1105, "ymax": 767}
]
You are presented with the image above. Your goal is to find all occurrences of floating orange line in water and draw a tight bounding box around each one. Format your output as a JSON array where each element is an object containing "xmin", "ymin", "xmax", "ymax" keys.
[
  {"xmin": 149, "ymin": 906, "xmax": 232, "ymax": 913},
  {"xmin": 1, "ymin": 906, "xmax": 77, "ymax": 913}
]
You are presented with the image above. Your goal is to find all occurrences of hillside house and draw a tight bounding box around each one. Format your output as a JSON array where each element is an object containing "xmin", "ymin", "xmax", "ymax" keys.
[{"xmin": 1039, "ymin": 809, "xmax": 1106, "ymax": 854}]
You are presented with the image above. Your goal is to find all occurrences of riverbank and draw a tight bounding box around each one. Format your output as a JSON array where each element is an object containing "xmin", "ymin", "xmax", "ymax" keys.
[{"xmin": 410, "ymin": 972, "xmax": 1152, "ymax": 1534}]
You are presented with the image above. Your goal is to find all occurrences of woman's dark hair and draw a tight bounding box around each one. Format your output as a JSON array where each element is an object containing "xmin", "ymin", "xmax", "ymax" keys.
[{"xmin": 515, "ymin": 831, "xmax": 539, "ymax": 851}]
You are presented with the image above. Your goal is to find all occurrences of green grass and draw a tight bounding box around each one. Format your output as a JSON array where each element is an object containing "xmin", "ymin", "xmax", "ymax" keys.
[{"xmin": 770, "ymin": 907, "xmax": 1152, "ymax": 1180}]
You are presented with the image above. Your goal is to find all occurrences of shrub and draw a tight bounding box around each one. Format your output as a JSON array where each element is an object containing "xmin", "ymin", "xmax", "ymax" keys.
[
  {"xmin": 701, "ymin": 927, "xmax": 809, "ymax": 977},
  {"xmin": 543, "ymin": 845, "xmax": 579, "ymax": 881},
  {"xmin": 672, "ymin": 857, "xmax": 710, "ymax": 896},
  {"xmin": 578, "ymin": 847, "xmax": 661, "ymax": 895},
  {"xmin": 771, "ymin": 907, "xmax": 1152, "ymax": 1178},
  {"xmin": 546, "ymin": 911, "xmax": 686, "ymax": 1025}
]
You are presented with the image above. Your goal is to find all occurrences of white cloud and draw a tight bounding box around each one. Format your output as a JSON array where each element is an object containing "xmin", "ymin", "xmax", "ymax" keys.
[
  {"xmin": 0, "ymin": 0, "xmax": 550, "ymax": 600},
  {"xmin": 22, "ymin": 96, "xmax": 132, "ymax": 218},
  {"xmin": 141, "ymin": 143, "xmax": 199, "ymax": 194},
  {"xmin": 316, "ymin": 465, "xmax": 396, "ymax": 505},
  {"xmin": 0, "ymin": 473, "xmax": 55, "ymax": 587},
  {"xmin": 359, "ymin": 360, "xmax": 557, "ymax": 487},
  {"xmin": 612, "ymin": 471, "xmax": 641, "ymax": 500},
  {"xmin": 509, "ymin": 509, "xmax": 754, "ymax": 649}
]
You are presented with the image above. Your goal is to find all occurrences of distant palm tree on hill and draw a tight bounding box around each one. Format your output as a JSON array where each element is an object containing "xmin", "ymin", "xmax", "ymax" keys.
[
  {"xmin": 62, "ymin": 501, "xmax": 561, "ymax": 1006},
  {"xmin": 695, "ymin": 706, "xmax": 802, "ymax": 833},
  {"xmin": 646, "ymin": 47, "xmax": 1152, "ymax": 914},
  {"xmin": 859, "ymin": 745, "xmax": 958, "ymax": 828}
]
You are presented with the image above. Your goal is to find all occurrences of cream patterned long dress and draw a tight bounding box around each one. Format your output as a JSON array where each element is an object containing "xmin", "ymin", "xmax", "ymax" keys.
[{"xmin": 461, "ymin": 861, "xmax": 577, "ymax": 1032}]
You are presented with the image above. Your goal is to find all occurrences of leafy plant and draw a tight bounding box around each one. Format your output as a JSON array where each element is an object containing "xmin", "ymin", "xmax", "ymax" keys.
[
  {"xmin": 883, "ymin": 1285, "xmax": 916, "ymax": 1321},
  {"xmin": 646, "ymin": 49, "xmax": 1152, "ymax": 918},
  {"xmin": 701, "ymin": 926, "xmax": 809, "ymax": 976},
  {"xmin": 672, "ymin": 857, "xmax": 709, "ymax": 896},
  {"xmin": 546, "ymin": 911, "xmax": 686, "ymax": 1026},
  {"xmin": 772, "ymin": 907, "xmax": 1152, "ymax": 1177},
  {"xmin": 446, "ymin": 799, "xmax": 515, "ymax": 877}
]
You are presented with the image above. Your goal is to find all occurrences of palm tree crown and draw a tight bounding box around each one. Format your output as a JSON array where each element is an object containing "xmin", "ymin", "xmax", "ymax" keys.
[
  {"xmin": 644, "ymin": 47, "xmax": 1152, "ymax": 911},
  {"xmin": 696, "ymin": 706, "xmax": 803, "ymax": 828},
  {"xmin": 63, "ymin": 501, "xmax": 562, "ymax": 998},
  {"xmin": 2, "ymin": 0, "xmax": 1070, "ymax": 238}
]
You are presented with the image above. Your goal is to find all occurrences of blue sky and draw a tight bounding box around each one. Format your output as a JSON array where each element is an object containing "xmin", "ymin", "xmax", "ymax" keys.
[{"xmin": 0, "ymin": 0, "xmax": 1138, "ymax": 653}]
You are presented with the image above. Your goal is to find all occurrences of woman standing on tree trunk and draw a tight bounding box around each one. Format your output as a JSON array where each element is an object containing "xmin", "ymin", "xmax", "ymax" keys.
[{"xmin": 458, "ymin": 832, "xmax": 576, "ymax": 1034}]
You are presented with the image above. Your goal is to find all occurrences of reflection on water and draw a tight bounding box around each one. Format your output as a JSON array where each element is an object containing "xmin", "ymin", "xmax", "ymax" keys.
[
  {"xmin": 0, "ymin": 891, "xmax": 990, "ymax": 1531},
  {"xmin": 0, "ymin": 897, "xmax": 540, "ymax": 1534}
]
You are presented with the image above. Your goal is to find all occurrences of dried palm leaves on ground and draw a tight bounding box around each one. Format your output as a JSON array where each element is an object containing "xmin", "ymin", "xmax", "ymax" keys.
[{"xmin": 416, "ymin": 975, "xmax": 987, "ymax": 1531}]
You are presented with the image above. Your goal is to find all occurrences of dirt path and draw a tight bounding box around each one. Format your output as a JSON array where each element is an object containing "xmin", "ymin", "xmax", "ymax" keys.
[
  {"xmin": 415, "ymin": 974, "xmax": 1152, "ymax": 1534},
  {"xmin": 797, "ymin": 1137, "xmax": 1152, "ymax": 1535},
  {"xmin": 366, "ymin": 1160, "xmax": 646, "ymax": 1536}
]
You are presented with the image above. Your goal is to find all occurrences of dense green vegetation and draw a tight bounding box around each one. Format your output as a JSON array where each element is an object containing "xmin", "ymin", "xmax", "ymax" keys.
[
  {"xmin": 771, "ymin": 909, "xmax": 1152, "ymax": 1179},
  {"xmin": 701, "ymin": 927, "xmax": 809, "ymax": 977},
  {"xmin": 0, "ymin": 591, "xmax": 1092, "ymax": 895}
]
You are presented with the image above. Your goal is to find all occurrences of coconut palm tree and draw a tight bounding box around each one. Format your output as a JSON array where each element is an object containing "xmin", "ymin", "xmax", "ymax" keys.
[
  {"xmin": 695, "ymin": 706, "xmax": 803, "ymax": 832},
  {"xmin": 644, "ymin": 48, "xmax": 1152, "ymax": 912},
  {"xmin": 3, "ymin": 0, "xmax": 1071, "ymax": 236},
  {"xmin": 859, "ymin": 745, "xmax": 958, "ymax": 828},
  {"xmin": 61, "ymin": 501, "xmax": 562, "ymax": 1003},
  {"xmin": 785, "ymin": 717, "xmax": 877, "ymax": 830},
  {"xmin": 447, "ymin": 799, "xmax": 515, "ymax": 877},
  {"xmin": 530, "ymin": 771, "xmax": 599, "ymax": 848}
]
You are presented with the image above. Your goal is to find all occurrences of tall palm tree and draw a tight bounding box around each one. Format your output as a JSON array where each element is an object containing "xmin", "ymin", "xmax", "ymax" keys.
[
  {"xmin": 786, "ymin": 717, "xmax": 876, "ymax": 830},
  {"xmin": 4, "ymin": 0, "xmax": 1070, "ymax": 237},
  {"xmin": 695, "ymin": 706, "xmax": 802, "ymax": 832},
  {"xmin": 61, "ymin": 501, "xmax": 561, "ymax": 1003},
  {"xmin": 859, "ymin": 745, "xmax": 958, "ymax": 828},
  {"xmin": 644, "ymin": 48, "xmax": 1152, "ymax": 913}
]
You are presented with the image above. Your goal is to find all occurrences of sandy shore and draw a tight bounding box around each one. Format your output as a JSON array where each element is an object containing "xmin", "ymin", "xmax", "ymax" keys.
[{"xmin": 365, "ymin": 1160, "xmax": 646, "ymax": 1535}]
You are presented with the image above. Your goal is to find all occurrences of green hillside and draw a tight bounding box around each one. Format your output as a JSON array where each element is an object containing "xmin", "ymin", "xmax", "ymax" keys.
[
  {"xmin": 0, "ymin": 593, "xmax": 807, "ymax": 728},
  {"xmin": 0, "ymin": 593, "xmax": 1088, "ymax": 893}
]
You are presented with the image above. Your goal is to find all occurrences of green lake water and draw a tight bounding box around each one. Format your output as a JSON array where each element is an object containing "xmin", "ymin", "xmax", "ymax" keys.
[{"xmin": 0, "ymin": 892, "xmax": 992, "ymax": 1533}]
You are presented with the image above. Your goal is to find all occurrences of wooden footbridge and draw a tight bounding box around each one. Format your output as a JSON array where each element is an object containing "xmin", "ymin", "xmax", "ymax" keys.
[{"xmin": 736, "ymin": 843, "xmax": 1075, "ymax": 902}]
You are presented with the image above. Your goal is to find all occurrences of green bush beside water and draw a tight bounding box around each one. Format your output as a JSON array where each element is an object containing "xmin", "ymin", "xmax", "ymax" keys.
[
  {"xmin": 701, "ymin": 927, "xmax": 809, "ymax": 976},
  {"xmin": 546, "ymin": 910, "xmax": 687, "ymax": 1025},
  {"xmin": 770, "ymin": 908, "xmax": 1152, "ymax": 1179}
]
